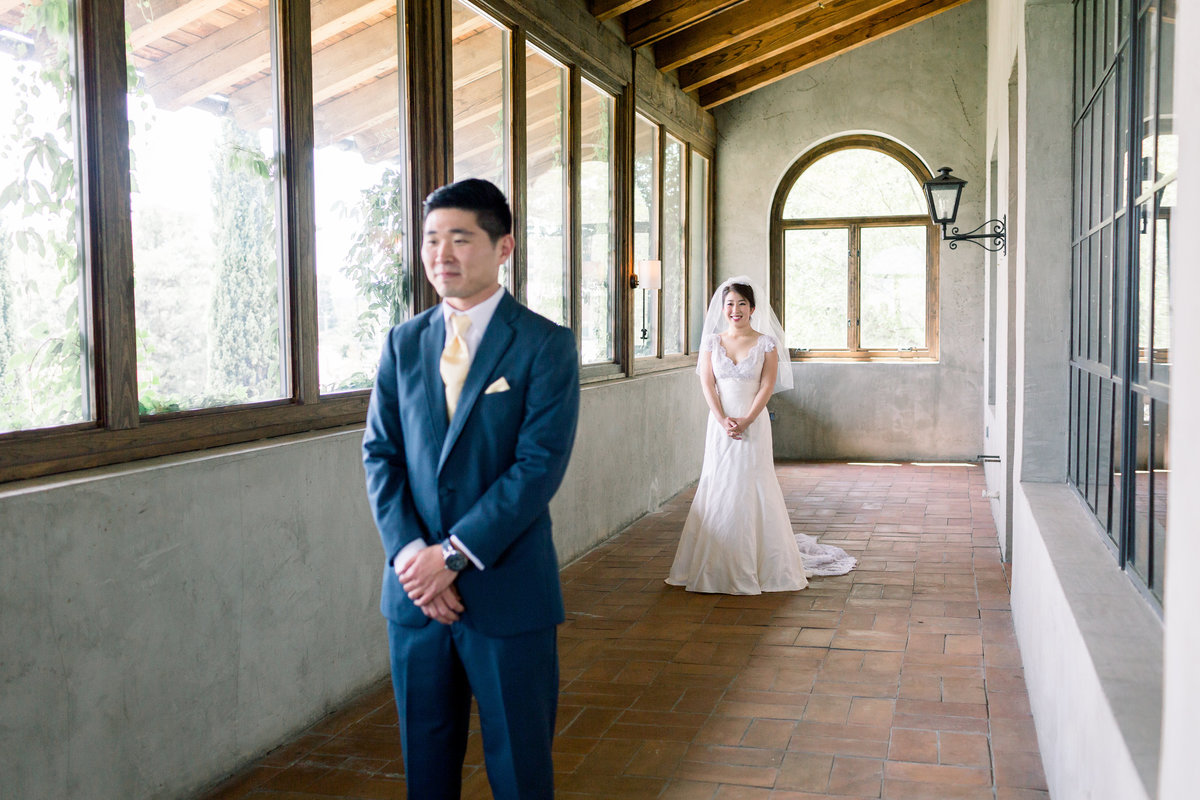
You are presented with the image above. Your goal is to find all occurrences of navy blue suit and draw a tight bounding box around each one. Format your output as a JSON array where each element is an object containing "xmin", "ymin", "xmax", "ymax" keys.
[{"xmin": 363, "ymin": 291, "xmax": 579, "ymax": 798}]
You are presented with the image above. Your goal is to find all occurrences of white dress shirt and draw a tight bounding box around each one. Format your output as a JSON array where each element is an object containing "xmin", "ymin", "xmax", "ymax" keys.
[{"xmin": 393, "ymin": 286, "xmax": 505, "ymax": 577}]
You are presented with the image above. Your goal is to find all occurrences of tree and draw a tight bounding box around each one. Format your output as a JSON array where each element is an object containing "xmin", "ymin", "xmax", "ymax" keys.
[{"xmin": 206, "ymin": 120, "xmax": 281, "ymax": 401}]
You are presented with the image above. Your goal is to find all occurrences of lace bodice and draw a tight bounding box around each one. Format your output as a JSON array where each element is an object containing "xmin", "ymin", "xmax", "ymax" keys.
[{"xmin": 702, "ymin": 333, "xmax": 777, "ymax": 382}]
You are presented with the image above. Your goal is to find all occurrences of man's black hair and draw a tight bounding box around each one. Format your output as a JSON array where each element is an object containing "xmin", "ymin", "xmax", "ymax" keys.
[{"xmin": 423, "ymin": 178, "xmax": 513, "ymax": 243}]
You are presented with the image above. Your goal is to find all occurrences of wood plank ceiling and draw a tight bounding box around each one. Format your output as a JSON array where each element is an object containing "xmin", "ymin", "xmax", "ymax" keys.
[
  {"xmin": 1, "ymin": 0, "xmax": 969, "ymax": 167},
  {"xmin": 592, "ymin": 0, "xmax": 971, "ymax": 109}
]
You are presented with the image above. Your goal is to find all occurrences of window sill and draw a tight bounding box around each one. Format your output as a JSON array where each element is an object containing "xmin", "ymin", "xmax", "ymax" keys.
[{"xmin": 1017, "ymin": 481, "xmax": 1162, "ymax": 798}]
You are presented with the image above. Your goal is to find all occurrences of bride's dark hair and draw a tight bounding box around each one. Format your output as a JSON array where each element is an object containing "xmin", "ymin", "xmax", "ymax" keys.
[{"xmin": 722, "ymin": 282, "xmax": 755, "ymax": 308}]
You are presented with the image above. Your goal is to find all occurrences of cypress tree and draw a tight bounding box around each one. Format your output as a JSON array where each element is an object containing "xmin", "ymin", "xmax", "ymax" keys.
[{"xmin": 207, "ymin": 120, "xmax": 280, "ymax": 401}]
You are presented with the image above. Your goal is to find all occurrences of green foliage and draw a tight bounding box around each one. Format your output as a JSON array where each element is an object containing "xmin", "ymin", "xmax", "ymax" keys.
[
  {"xmin": 341, "ymin": 167, "xmax": 409, "ymax": 349},
  {"xmin": 206, "ymin": 119, "xmax": 281, "ymax": 400},
  {"xmin": 0, "ymin": 231, "xmax": 16, "ymax": 410},
  {"xmin": 0, "ymin": 0, "xmax": 88, "ymax": 432}
]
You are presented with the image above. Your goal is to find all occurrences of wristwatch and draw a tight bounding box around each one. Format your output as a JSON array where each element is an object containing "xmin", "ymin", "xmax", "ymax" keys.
[{"xmin": 441, "ymin": 539, "xmax": 468, "ymax": 572}]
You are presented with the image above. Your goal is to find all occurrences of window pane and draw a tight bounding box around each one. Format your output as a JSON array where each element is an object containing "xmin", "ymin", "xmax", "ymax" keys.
[
  {"xmin": 1149, "ymin": 398, "xmax": 1168, "ymax": 601},
  {"xmin": 1130, "ymin": 393, "xmax": 1151, "ymax": 588},
  {"xmin": 633, "ymin": 113, "xmax": 658, "ymax": 358},
  {"xmin": 1096, "ymin": 378, "xmax": 1113, "ymax": 532},
  {"xmin": 127, "ymin": 0, "xmax": 286, "ymax": 414},
  {"xmin": 452, "ymin": 1, "xmax": 509, "ymax": 189},
  {"xmin": 859, "ymin": 226, "xmax": 926, "ymax": 350},
  {"xmin": 1135, "ymin": 201, "xmax": 1152, "ymax": 384},
  {"xmin": 1150, "ymin": 186, "xmax": 1171, "ymax": 382},
  {"xmin": 1136, "ymin": 8, "xmax": 1155, "ymax": 196},
  {"xmin": 524, "ymin": 45, "xmax": 567, "ymax": 326},
  {"xmin": 313, "ymin": 1, "xmax": 408, "ymax": 394},
  {"xmin": 580, "ymin": 80, "xmax": 615, "ymax": 364},
  {"xmin": 1099, "ymin": 225, "xmax": 1112, "ymax": 366},
  {"xmin": 784, "ymin": 149, "xmax": 924, "ymax": 219},
  {"xmin": 688, "ymin": 152, "xmax": 709, "ymax": 352},
  {"xmin": 0, "ymin": 2, "xmax": 91, "ymax": 432},
  {"xmin": 661, "ymin": 135, "xmax": 684, "ymax": 355},
  {"xmin": 1109, "ymin": 384, "xmax": 1123, "ymax": 548},
  {"xmin": 1155, "ymin": 0, "xmax": 1175, "ymax": 181},
  {"xmin": 784, "ymin": 228, "xmax": 848, "ymax": 350}
]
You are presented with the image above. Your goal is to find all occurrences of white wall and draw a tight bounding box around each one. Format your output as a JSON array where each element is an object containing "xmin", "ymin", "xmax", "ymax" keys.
[
  {"xmin": 983, "ymin": 1, "xmax": 1196, "ymax": 798},
  {"xmin": 712, "ymin": 0, "xmax": 986, "ymax": 462},
  {"xmin": 0, "ymin": 369, "xmax": 706, "ymax": 800},
  {"xmin": 1157, "ymin": 1, "xmax": 1200, "ymax": 796}
]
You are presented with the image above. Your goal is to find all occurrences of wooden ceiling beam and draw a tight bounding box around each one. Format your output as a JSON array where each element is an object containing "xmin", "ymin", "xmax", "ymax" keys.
[
  {"xmin": 314, "ymin": 71, "xmax": 400, "ymax": 146},
  {"xmin": 230, "ymin": 16, "xmax": 398, "ymax": 126},
  {"xmin": 698, "ymin": 0, "xmax": 970, "ymax": 108},
  {"xmin": 624, "ymin": 0, "xmax": 743, "ymax": 49},
  {"xmin": 142, "ymin": 0, "xmax": 392, "ymax": 110},
  {"xmin": 588, "ymin": 0, "xmax": 654, "ymax": 24},
  {"xmin": 129, "ymin": 0, "xmax": 230, "ymax": 51},
  {"xmin": 678, "ymin": 0, "xmax": 911, "ymax": 93},
  {"xmin": 653, "ymin": 0, "xmax": 823, "ymax": 71}
]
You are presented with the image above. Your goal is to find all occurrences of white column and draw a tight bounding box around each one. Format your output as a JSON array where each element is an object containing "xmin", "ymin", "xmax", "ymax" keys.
[{"xmin": 1157, "ymin": 1, "xmax": 1200, "ymax": 797}]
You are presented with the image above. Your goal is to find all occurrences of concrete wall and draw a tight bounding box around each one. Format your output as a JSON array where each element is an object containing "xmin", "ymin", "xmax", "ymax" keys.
[
  {"xmin": 1158, "ymin": 2, "xmax": 1200, "ymax": 796},
  {"xmin": 711, "ymin": 0, "xmax": 986, "ymax": 462},
  {"xmin": 1011, "ymin": 484, "xmax": 1160, "ymax": 800},
  {"xmin": 0, "ymin": 370, "xmax": 706, "ymax": 800}
]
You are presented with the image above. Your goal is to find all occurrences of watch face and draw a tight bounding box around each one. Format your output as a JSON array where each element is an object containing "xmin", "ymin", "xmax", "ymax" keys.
[{"xmin": 443, "ymin": 542, "xmax": 468, "ymax": 571}]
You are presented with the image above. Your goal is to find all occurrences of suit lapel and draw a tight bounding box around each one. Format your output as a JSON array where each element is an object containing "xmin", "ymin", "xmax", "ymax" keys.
[
  {"xmin": 438, "ymin": 293, "xmax": 518, "ymax": 472},
  {"xmin": 420, "ymin": 311, "xmax": 449, "ymax": 445}
]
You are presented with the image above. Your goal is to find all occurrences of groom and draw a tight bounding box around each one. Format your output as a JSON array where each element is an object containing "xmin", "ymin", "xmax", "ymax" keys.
[{"xmin": 363, "ymin": 178, "xmax": 580, "ymax": 799}]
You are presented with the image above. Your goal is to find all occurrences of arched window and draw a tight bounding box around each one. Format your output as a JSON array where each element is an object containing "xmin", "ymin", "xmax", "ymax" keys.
[{"xmin": 770, "ymin": 135, "xmax": 938, "ymax": 360}]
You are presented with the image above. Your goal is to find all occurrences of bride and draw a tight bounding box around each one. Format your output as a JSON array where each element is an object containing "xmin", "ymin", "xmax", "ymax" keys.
[{"xmin": 667, "ymin": 276, "xmax": 856, "ymax": 594}]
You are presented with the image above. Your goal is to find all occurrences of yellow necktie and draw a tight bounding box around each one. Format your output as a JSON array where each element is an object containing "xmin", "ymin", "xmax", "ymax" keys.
[{"xmin": 440, "ymin": 313, "xmax": 472, "ymax": 419}]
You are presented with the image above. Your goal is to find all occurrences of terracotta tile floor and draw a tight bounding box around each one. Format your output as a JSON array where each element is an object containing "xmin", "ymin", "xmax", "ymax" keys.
[{"xmin": 203, "ymin": 461, "xmax": 1049, "ymax": 800}]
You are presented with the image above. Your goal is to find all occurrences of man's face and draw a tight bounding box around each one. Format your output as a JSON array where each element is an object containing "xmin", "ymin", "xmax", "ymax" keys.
[{"xmin": 421, "ymin": 208, "xmax": 514, "ymax": 310}]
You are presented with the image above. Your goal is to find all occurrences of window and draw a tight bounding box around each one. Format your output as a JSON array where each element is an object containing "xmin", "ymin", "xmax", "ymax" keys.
[
  {"xmin": 632, "ymin": 113, "xmax": 658, "ymax": 358},
  {"xmin": 127, "ymin": 0, "xmax": 288, "ymax": 414},
  {"xmin": 1, "ymin": 1, "xmax": 91, "ymax": 433},
  {"xmin": 524, "ymin": 44, "xmax": 568, "ymax": 326},
  {"xmin": 1069, "ymin": 0, "xmax": 1173, "ymax": 606},
  {"xmin": 632, "ymin": 112, "xmax": 710, "ymax": 362},
  {"xmin": 452, "ymin": 2, "xmax": 510, "ymax": 189},
  {"xmin": 688, "ymin": 151, "xmax": 710, "ymax": 352},
  {"xmin": 579, "ymin": 79, "xmax": 616, "ymax": 365},
  {"xmin": 771, "ymin": 136, "xmax": 938, "ymax": 360},
  {"xmin": 313, "ymin": 2, "xmax": 409, "ymax": 394},
  {"xmin": 661, "ymin": 134, "xmax": 685, "ymax": 355},
  {"xmin": 0, "ymin": 0, "xmax": 711, "ymax": 482}
]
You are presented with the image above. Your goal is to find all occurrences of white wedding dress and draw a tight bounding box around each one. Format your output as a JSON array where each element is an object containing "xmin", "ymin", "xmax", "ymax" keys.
[{"xmin": 667, "ymin": 334, "xmax": 856, "ymax": 594}]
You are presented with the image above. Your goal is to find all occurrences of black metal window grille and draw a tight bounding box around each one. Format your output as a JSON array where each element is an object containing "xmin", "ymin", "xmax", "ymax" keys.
[{"xmin": 1069, "ymin": 0, "xmax": 1175, "ymax": 607}]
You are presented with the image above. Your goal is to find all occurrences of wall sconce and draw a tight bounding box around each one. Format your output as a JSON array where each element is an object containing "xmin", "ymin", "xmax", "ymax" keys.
[
  {"xmin": 922, "ymin": 167, "xmax": 1007, "ymax": 253},
  {"xmin": 630, "ymin": 260, "xmax": 661, "ymax": 343}
]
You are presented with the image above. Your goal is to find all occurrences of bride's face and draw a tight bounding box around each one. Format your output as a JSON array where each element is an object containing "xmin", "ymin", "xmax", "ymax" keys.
[{"xmin": 723, "ymin": 291, "xmax": 753, "ymax": 331}]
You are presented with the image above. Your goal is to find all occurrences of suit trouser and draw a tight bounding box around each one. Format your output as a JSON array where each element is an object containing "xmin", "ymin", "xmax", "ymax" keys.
[{"xmin": 388, "ymin": 618, "xmax": 558, "ymax": 800}]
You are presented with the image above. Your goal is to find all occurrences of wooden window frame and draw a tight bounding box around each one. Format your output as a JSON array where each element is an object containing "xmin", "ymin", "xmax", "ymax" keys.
[
  {"xmin": 631, "ymin": 109, "xmax": 711, "ymax": 373},
  {"xmin": 769, "ymin": 134, "xmax": 940, "ymax": 362},
  {"xmin": 0, "ymin": 0, "xmax": 715, "ymax": 484}
]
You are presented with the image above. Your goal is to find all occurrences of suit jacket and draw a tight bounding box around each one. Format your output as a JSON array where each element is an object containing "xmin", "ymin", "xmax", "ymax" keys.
[{"xmin": 362, "ymin": 291, "xmax": 580, "ymax": 637}]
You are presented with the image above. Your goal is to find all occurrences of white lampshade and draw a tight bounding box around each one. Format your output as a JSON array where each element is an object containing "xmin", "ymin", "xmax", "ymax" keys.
[{"xmin": 636, "ymin": 259, "xmax": 662, "ymax": 290}]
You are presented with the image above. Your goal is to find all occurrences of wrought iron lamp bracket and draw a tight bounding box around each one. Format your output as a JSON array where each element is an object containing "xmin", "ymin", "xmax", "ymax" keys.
[{"xmin": 944, "ymin": 215, "xmax": 1006, "ymax": 254}]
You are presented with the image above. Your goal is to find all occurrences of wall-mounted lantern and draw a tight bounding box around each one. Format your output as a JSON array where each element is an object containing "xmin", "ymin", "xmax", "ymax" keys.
[{"xmin": 923, "ymin": 167, "xmax": 1007, "ymax": 253}]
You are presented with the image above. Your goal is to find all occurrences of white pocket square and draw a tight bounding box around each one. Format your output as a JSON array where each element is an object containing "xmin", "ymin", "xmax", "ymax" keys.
[{"xmin": 484, "ymin": 377, "xmax": 510, "ymax": 394}]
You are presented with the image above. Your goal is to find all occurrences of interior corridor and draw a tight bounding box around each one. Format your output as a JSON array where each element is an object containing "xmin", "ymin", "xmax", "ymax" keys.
[{"xmin": 200, "ymin": 462, "xmax": 1048, "ymax": 799}]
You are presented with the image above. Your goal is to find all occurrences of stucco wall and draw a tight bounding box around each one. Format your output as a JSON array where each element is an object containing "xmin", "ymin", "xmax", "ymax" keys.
[
  {"xmin": 712, "ymin": 0, "xmax": 986, "ymax": 462},
  {"xmin": 1158, "ymin": 2, "xmax": 1200, "ymax": 796},
  {"xmin": 0, "ymin": 369, "xmax": 706, "ymax": 800}
]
